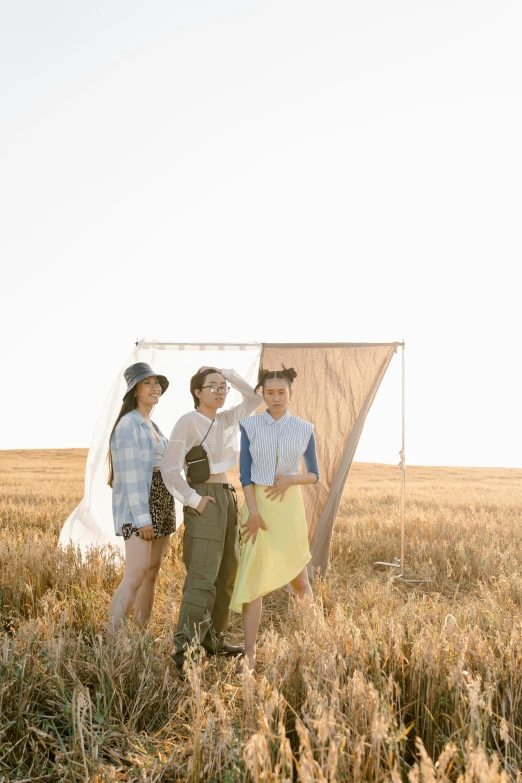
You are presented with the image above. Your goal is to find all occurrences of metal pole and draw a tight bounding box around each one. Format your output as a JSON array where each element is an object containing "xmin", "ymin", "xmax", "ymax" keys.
[
  {"xmin": 373, "ymin": 340, "xmax": 431, "ymax": 586},
  {"xmin": 399, "ymin": 341, "xmax": 406, "ymax": 571}
]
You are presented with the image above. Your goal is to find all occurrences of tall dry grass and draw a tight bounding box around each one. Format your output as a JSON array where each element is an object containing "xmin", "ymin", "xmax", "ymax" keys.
[{"xmin": 0, "ymin": 449, "xmax": 521, "ymax": 781}]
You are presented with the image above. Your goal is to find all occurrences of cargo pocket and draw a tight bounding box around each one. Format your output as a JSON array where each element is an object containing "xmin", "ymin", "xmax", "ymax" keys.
[
  {"xmin": 187, "ymin": 535, "xmax": 221, "ymax": 581},
  {"xmin": 190, "ymin": 537, "xmax": 210, "ymax": 570},
  {"xmin": 185, "ymin": 524, "xmax": 222, "ymax": 542}
]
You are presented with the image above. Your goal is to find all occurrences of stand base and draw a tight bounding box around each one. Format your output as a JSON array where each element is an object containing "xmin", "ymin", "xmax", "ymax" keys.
[{"xmin": 373, "ymin": 558, "xmax": 434, "ymax": 588}]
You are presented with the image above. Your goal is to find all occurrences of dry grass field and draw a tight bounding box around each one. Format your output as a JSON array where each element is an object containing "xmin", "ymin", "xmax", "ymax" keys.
[{"xmin": 0, "ymin": 450, "xmax": 521, "ymax": 782}]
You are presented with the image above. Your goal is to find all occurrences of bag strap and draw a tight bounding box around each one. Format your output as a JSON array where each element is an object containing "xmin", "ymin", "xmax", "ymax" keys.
[{"xmin": 200, "ymin": 420, "xmax": 214, "ymax": 447}]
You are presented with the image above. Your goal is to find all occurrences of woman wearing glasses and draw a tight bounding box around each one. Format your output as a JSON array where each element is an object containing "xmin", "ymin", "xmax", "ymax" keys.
[{"xmin": 161, "ymin": 366, "xmax": 262, "ymax": 675}]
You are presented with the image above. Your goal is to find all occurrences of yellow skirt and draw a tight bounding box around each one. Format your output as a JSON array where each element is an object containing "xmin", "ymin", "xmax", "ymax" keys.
[{"xmin": 229, "ymin": 484, "xmax": 311, "ymax": 613}]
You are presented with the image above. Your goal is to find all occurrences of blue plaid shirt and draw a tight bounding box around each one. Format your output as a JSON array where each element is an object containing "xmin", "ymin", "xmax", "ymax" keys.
[{"xmin": 110, "ymin": 410, "xmax": 168, "ymax": 535}]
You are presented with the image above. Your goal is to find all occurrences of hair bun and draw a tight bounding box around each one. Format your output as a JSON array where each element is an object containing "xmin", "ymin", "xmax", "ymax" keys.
[
  {"xmin": 282, "ymin": 365, "xmax": 297, "ymax": 382},
  {"xmin": 256, "ymin": 368, "xmax": 270, "ymax": 392},
  {"xmin": 256, "ymin": 364, "xmax": 297, "ymax": 391}
]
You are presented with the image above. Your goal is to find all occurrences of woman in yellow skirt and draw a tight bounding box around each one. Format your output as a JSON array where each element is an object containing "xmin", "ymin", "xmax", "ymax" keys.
[{"xmin": 229, "ymin": 366, "xmax": 319, "ymax": 671}]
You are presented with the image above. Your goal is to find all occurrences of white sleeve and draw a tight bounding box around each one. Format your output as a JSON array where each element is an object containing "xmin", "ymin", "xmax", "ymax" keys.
[
  {"xmin": 160, "ymin": 417, "xmax": 203, "ymax": 509},
  {"xmin": 218, "ymin": 368, "xmax": 262, "ymax": 428}
]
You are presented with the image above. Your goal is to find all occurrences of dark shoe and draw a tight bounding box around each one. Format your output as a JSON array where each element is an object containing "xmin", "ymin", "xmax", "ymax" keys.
[
  {"xmin": 203, "ymin": 643, "xmax": 245, "ymax": 657},
  {"xmin": 174, "ymin": 663, "xmax": 186, "ymax": 681},
  {"xmin": 172, "ymin": 651, "xmax": 187, "ymax": 681}
]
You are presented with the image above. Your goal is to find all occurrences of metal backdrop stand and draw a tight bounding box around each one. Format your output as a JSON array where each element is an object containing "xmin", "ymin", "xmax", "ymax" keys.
[{"xmin": 374, "ymin": 342, "xmax": 432, "ymax": 587}]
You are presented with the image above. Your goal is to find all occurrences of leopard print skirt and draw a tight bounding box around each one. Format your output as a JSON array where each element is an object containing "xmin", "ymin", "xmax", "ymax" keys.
[{"xmin": 121, "ymin": 470, "xmax": 176, "ymax": 541}]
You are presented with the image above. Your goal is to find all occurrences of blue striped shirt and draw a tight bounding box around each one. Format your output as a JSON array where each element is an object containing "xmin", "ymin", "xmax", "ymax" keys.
[{"xmin": 239, "ymin": 411, "xmax": 319, "ymax": 487}]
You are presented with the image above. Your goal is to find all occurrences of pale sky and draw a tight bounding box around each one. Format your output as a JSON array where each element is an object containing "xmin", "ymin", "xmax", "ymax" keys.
[{"xmin": 1, "ymin": 0, "xmax": 520, "ymax": 467}]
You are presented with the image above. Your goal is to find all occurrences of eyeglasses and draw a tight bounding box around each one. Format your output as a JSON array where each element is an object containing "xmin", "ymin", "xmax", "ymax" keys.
[{"xmin": 201, "ymin": 384, "xmax": 230, "ymax": 394}]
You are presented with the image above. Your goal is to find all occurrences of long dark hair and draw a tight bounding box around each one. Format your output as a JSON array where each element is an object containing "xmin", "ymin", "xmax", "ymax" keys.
[
  {"xmin": 106, "ymin": 390, "xmax": 137, "ymax": 487},
  {"xmin": 256, "ymin": 365, "xmax": 297, "ymax": 392}
]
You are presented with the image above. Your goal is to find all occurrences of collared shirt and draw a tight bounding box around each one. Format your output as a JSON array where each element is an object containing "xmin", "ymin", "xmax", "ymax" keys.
[
  {"xmin": 161, "ymin": 368, "xmax": 262, "ymax": 509},
  {"xmin": 110, "ymin": 409, "xmax": 168, "ymax": 535},
  {"xmin": 239, "ymin": 410, "xmax": 316, "ymax": 487}
]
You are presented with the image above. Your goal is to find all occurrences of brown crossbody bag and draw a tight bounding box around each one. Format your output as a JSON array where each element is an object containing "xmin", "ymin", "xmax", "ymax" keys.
[{"xmin": 185, "ymin": 421, "xmax": 213, "ymax": 483}]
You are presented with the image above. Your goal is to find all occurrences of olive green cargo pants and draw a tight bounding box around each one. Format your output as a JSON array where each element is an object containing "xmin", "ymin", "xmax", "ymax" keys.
[{"xmin": 173, "ymin": 483, "xmax": 239, "ymax": 667}]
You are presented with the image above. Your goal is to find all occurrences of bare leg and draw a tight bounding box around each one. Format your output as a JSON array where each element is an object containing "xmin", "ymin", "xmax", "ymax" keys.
[
  {"xmin": 134, "ymin": 535, "xmax": 171, "ymax": 627},
  {"xmin": 107, "ymin": 536, "xmax": 152, "ymax": 635},
  {"xmin": 242, "ymin": 596, "xmax": 262, "ymax": 671},
  {"xmin": 290, "ymin": 566, "xmax": 313, "ymax": 600}
]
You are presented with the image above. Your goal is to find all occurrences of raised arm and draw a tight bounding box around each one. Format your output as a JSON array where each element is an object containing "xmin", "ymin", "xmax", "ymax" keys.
[
  {"xmin": 160, "ymin": 418, "xmax": 203, "ymax": 510},
  {"xmin": 218, "ymin": 368, "xmax": 262, "ymax": 428},
  {"xmin": 113, "ymin": 420, "xmax": 153, "ymax": 529}
]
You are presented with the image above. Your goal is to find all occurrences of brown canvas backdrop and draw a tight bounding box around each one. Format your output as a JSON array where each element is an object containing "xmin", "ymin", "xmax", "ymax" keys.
[{"xmin": 259, "ymin": 343, "xmax": 400, "ymax": 574}]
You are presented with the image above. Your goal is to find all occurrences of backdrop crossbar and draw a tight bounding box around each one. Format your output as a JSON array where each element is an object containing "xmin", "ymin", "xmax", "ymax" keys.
[{"xmin": 138, "ymin": 340, "xmax": 404, "ymax": 349}]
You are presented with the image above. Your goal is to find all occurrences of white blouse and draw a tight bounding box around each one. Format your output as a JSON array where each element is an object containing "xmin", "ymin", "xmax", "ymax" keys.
[{"xmin": 161, "ymin": 368, "xmax": 262, "ymax": 509}]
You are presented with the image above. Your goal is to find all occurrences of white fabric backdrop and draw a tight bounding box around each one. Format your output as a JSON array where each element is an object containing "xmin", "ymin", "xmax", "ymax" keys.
[{"xmin": 59, "ymin": 340, "xmax": 262, "ymax": 553}]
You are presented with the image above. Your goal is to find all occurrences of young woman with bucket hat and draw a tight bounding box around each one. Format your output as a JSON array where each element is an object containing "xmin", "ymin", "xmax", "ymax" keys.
[{"xmin": 107, "ymin": 362, "xmax": 175, "ymax": 633}]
